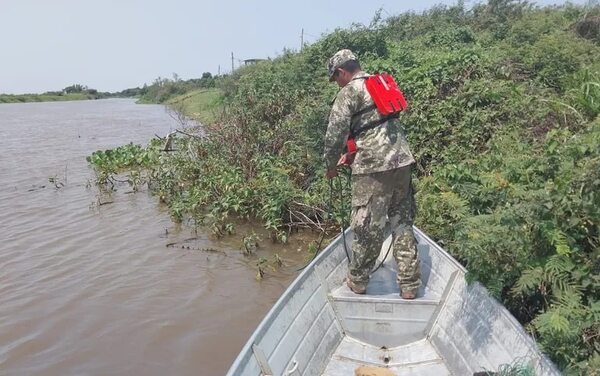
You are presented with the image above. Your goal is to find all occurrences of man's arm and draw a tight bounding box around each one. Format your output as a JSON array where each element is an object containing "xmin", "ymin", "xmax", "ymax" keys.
[{"xmin": 323, "ymin": 87, "xmax": 357, "ymax": 175}]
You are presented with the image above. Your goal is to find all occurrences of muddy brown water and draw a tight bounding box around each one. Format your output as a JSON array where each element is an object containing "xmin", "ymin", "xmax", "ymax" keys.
[{"xmin": 0, "ymin": 99, "xmax": 314, "ymax": 376}]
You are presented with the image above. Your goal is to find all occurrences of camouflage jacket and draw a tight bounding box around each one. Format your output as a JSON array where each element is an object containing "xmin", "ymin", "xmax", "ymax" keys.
[{"xmin": 323, "ymin": 71, "xmax": 415, "ymax": 175}]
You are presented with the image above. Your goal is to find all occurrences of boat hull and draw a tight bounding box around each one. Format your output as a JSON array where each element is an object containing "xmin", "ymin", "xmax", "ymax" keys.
[{"xmin": 226, "ymin": 227, "xmax": 561, "ymax": 376}]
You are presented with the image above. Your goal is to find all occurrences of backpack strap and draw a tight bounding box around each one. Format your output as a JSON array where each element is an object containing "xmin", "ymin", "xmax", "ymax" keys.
[
  {"xmin": 349, "ymin": 74, "xmax": 374, "ymax": 119},
  {"xmin": 350, "ymin": 112, "xmax": 399, "ymax": 138},
  {"xmin": 351, "ymin": 103, "xmax": 376, "ymax": 119}
]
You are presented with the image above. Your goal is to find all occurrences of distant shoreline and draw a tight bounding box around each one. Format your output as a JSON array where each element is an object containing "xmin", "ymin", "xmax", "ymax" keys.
[{"xmin": 0, "ymin": 93, "xmax": 126, "ymax": 104}]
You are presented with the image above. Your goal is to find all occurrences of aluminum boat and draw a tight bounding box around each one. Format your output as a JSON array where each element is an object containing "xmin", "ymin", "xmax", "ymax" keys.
[{"xmin": 226, "ymin": 227, "xmax": 560, "ymax": 376}]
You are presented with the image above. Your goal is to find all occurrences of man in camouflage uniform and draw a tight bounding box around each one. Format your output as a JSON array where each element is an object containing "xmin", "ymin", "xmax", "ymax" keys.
[{"xmin": 323, "ymin": 49, "xmax": 421, "ymax": 299}]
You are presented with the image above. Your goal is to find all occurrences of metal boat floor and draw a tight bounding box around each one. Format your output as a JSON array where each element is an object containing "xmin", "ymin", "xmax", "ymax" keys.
[
  {"xmin": 331, "ymin": 242, "xmax": 444, "ymax": 301},
  {"xmin": 322, "ymin": 337, "xmax": 451, "ymax": 376}
]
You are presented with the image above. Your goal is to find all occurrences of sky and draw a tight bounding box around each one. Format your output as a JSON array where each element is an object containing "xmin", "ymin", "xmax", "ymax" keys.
[{"xmin": 0, "ymin": 0, "xmax": 588, "ymax": 94}]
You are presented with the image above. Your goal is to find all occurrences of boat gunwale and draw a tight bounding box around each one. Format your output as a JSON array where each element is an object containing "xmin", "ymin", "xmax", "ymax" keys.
[
  {"xmin": 415, "ymin": 228, "xmax": 561, "ymax": 374},
  {"xmin": 413, "ymin": 227, "xmax": 467, "ymax": 273},
  {"xmin": 416, "ymin": 226, "xmax": 538, "ymax": 346}
]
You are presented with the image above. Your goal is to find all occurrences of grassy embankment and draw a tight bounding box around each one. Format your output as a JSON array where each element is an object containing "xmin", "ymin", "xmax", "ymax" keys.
[
  {"xmin": 165, "ymin": 88, "xmax": 224, "ymax": 125},
  {"xmin": 88, "ymin": 2, "xmax": 600, "ymax": 373}
]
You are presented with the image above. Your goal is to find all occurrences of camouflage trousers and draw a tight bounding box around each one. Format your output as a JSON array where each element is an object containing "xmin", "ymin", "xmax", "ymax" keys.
[{"xmin": 348, "ymin": 165, "xmax": 421, "ymax": 294}]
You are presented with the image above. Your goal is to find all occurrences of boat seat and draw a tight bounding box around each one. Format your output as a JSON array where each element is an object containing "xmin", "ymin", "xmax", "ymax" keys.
[
  {"xmin": 328, "ymin": 282, "xmax": 440, "ymax": 347},
  {"xmin": 327, "ymin": 243, "xmax": 442, "ymax": 348},
  {"xmin": 322, "ymin": 337, "xmax": 451, "ymax": 376}
]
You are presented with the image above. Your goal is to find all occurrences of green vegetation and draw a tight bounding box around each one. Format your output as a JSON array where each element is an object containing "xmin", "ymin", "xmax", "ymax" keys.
[
  {"xmin": 1, "ymin": 92, "xmax": 93, "ymax": 103},
  {"xmin": 136, "ymin": 72, "xmax": 218, "ymax": 104},
  {"xmin": 86, "ymin": 142, "xmax": 161, "ymax": 191},
  {"xmin": 88, "ymin": 1, "xmax": 600, "ymax": 372},
  {"xmin": 478, "ymin": 359, "xmax": 536, "ymax": 376}
]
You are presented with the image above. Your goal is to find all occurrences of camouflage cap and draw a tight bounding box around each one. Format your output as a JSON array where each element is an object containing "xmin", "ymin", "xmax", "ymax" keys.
[{"xmin": 327, "ymin": 49, "xmax": 357, "ymax": 80}]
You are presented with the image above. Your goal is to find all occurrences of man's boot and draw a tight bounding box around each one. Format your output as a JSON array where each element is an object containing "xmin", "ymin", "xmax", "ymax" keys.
[
  {"xmin": 401, "ymin": 290, "xmax": 416, "ymax": 300},
  {"xmin": 346, "ymin": 278, "xmax": 367, "ymax": 294}
]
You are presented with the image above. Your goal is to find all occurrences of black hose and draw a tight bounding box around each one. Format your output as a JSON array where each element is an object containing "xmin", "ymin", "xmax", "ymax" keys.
[
  {"xmin": 371, "ymin": 235, "xmax": 393, "ymax": 274},
  {"xmin": 297, "ymin": 168, "xmax": 400, "ymax": 275},
  {"xmin": 295, "ymin": 225, "xmax": 328, "ymax": 272},
  {"xmin": 336, "ymin": 174, "xmax": 352, "ymax": 263},
  {"xmin": 296, "ymin": 179, "xmax": 336, "ymax": 272},
  {"xmin": 296, "ymin": 171, "xmax": 355, "ymax": 271}
]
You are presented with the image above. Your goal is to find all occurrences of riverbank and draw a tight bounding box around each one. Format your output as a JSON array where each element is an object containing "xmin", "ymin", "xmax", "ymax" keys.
[
  {"xmin": 0, "ymin": 84, "xmax": 143, "ymax": 104},
  {"xmin": 0, "ymin": 92, "xmax": 98, "ymax": 103}
]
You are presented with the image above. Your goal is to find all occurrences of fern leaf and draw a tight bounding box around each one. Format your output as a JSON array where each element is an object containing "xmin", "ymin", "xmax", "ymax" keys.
[
  {"xmin": 544, "ymin": 254, "xmax": 575, "ymax": 294},
  {"xmin": 534, "ymin": 309, "xmax": 571, "ymax": 335},
  {"xmin": 551, "ymin": 230, "xmax": 571, "ymax": 256},
  {"xmin": 513, "ymin": 267, "xmax": 544, "ymax": 295}
]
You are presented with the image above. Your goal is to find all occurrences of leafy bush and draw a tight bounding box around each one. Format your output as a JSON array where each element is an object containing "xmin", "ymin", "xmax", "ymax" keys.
[{"xmin": 89, "ymin": 2, "xmax": 600, "ymax": 372}]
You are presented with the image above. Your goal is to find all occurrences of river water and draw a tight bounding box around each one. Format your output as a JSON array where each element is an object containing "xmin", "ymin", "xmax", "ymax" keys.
[{"xmin": 0, "ymin": 99, "xmax": 308, "ymax": 375}]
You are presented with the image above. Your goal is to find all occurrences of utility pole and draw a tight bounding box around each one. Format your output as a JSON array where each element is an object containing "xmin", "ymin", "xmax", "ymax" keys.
[
  {"xmin": 231, "ymin": 52, "xmax": 234, "ymax": 73},
  {"xmin": 218, "ymin": 65, "xmax": 221, "ymax": 76},
  {"xmin": 300, "ymin": 28, "xmax": 304, "ymax": 52}
]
